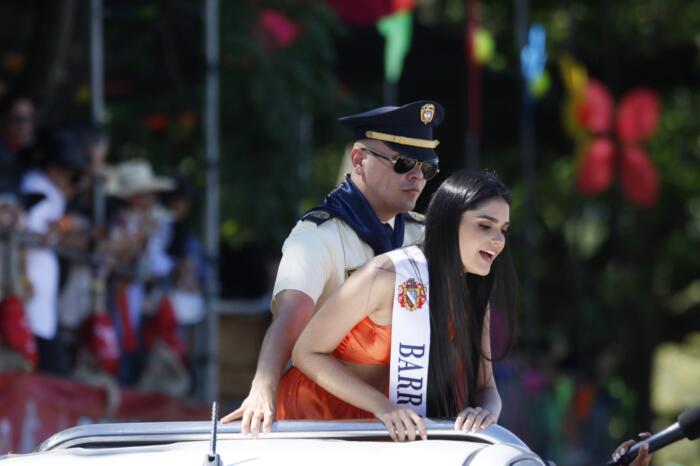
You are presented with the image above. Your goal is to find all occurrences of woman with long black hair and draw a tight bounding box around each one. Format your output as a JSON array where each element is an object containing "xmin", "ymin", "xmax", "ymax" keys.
[{"xmin": 279, "ymin": 170, "xmax": 517, "ymax": 441}]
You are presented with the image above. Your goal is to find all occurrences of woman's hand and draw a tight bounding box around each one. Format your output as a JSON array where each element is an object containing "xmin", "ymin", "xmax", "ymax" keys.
[
  {"xmin": 611, "ymin": 433, "xmax": 652, "ymax": 466},
  {"xmin": 454, "ymin": 406, "xmax": 496, "ymax": 433},
  {"xmin": 374, "ymin": 400, "xmax": 427, "ymax": 442}
]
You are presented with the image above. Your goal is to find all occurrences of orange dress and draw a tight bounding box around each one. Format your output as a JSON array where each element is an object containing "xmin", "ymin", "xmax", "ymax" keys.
[{"xmin": 276, "ymin": 316, "xmax": 390, "ymax": 419}]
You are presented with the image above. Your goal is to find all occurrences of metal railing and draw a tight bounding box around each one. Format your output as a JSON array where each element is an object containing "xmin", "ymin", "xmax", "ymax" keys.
[{"xmin": 38, "ymin": 419, "xmax": 530, "ymax": 452}]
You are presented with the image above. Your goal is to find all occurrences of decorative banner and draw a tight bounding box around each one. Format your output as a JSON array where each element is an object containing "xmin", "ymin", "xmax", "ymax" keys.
[
  {"xmin": 559, "ymin": 56, "xmax": 589, "ymax": 142},
  {"xmin": 464, "ymin": 0, "xmax": 483, "ymax": 166},
  {"xmin": 560, "ymin": 57, "xmax": 661, "ymax": 208},
  {"xmin": 377, "ymin": 11, "xmax": 413, "ymax": 83},
  {"xmin": 377, "ymin": 0, "xmax": 416, "ymax": 84},
  {"xmin": 520, "ymin": 24, "xmax": 549, "ymax": 99},
  {"xmin": 0, "ymin": 372, "xmax": 209, "ymax": 454},
  {"xmin": 324, "ymin": 0, "xmax": 394, "ymax": 26}
]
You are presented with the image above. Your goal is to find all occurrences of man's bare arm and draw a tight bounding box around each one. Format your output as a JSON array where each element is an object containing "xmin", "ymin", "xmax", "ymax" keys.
[{"xmin": 220, "ymin": 289, "xmax": 314, "ymax": 435}]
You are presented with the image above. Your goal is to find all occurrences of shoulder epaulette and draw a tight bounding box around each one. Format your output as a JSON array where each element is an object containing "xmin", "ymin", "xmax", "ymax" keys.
[
  {"xmin": 301, "ymin": 209, "xmax": 334, "ymax": 225},
  {"xmin": 403, "ymin": 211, "xmax": 425, "ymax": 224}
]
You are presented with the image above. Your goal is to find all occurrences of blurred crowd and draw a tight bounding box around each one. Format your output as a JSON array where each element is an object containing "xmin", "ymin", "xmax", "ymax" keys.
[{"xmin": 0, "ymin": 93, "xmax": 205, "ymax": 399}]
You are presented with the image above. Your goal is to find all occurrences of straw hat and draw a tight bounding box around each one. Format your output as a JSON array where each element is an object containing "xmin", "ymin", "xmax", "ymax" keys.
[{"xmin": 111, "ymin": 159, "xmax": 174, "ymax": 198}]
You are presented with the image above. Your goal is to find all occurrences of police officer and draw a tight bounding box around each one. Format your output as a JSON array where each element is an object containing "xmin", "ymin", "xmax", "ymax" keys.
[{"xmin": 222, "ymin": 100, "xmax": 445, "ymax": 435}]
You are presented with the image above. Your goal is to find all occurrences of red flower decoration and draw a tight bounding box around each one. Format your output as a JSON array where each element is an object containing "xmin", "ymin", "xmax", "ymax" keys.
[
  {"xmin": 104, "ymin": 79, "xmax": 132, "ymax": 97},
  {"xmin": 178, "ymin": 111, "xmax": 197, "ymax": 130},
  {"xmin": 143, "ymin": 113, "xmax": 168, "ymax": 132},
  {"xmin": 143, "ymin": 113, "xmax": 169, "ymax": 132},
  {"xmin": 577, "ymin": 139, "xmax": 615, "ymax": 195},
  {"xmin": 576, "ymin": 81, "xmax": 614, "ymax": 134},
  {"xmin": 255, "ymin": 9, "xmax": 301, "ymax": 52},
  {"xmin": 575, "ymin": 80, "xmax": 661, "ymax": 208}
]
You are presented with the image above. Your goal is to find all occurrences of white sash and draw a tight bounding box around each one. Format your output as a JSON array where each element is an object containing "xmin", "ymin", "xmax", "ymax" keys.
[{"xmin": 387, "ymin": 245, "xmax": 430, "ymax": 416}]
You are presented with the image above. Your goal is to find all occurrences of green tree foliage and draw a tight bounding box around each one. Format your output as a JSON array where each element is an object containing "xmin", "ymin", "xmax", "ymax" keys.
[
  {"xmin": 217, "ymin": 1, "xmax": 351, "ymax": 248},
  {"xmin": 416, "ymin": 0, "xmax": 700, "ymax": 440},
  {"xmin": 98, "ymin": 1, "xmax": 351, "ymax": 249},
  {"xmin": 2, "ymin": 3, "xmax": 698, "ymax": 440}
]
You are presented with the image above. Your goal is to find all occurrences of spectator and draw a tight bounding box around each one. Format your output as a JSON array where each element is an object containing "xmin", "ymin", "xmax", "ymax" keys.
[
  {"xmin": 58, "ymin": 123, "xmax": 111, "ymax": 354},
  {"xmin": 65, "ymin": 122, "xmax": 111, "ymax": 224},
  {"xmin": 20, "ymin": 129, "xmax": 88, "ymax": 374},
  {"xmin": 107, "ymin": 159, "xmax": 174, "ymax": 385},
  {"xmin": 0, "ymin": 94, "xmax": 35, "ymax": 196},
  {"xmin": 162, "ymin": 175, "xmax": 205, "ymax": 326},
  {"xmin": 130, "ymin": 175, "xmax": 205, "ymax": 396}
]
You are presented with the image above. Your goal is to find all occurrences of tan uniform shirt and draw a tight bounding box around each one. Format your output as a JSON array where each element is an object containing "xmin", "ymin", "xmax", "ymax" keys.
[{"xmin": 272, "ymin": 215, "xmax": 424, "ymax": 313}]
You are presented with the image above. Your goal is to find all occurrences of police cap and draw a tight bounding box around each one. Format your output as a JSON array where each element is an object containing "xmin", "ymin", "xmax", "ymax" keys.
[{"xmin": 338, "ymin": 100, "xmax": 444, "ymax": 161}]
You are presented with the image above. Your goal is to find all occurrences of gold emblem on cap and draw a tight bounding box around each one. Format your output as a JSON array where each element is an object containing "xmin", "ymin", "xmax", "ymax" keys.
[{"xmin": 420, "ymin": 103, "xmax": 435, "ymax": 125}]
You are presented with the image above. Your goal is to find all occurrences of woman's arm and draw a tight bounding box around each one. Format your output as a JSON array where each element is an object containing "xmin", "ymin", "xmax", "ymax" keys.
[
  {"xmin": 455, "ymin": 307, "xmax": 501, "ymax": 432},
  {"xmin": 292, "ymin": 255, "xmax": 427, "ymax": 441}
]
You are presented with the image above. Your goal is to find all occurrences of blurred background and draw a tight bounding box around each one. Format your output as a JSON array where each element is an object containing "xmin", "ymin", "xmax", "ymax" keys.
[{"xmin": 0, "ymin": 0, "xmax": 698, "ymax": 464}]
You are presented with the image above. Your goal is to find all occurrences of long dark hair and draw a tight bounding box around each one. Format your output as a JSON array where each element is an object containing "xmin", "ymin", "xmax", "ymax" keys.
[{"xmin": 422, "ymin": 169, "xmax": 517, "ymax": 417}]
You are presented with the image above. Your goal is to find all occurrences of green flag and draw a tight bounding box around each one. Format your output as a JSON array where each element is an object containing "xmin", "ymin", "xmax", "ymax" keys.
[{"xmin": 377, "ymin": 11, "xmax": 414, "ymax": 83}]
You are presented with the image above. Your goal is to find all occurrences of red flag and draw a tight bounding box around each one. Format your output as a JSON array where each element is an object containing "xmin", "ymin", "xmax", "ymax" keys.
[
  {"xmin": 83, "ymin": 312, "xmax": 121, "ymax": 375},
  {"xmin": 117, "ymin": 285, "xmax": 138, "ymax": 352},
  {"xmin": 0, "ymin": 295, "xmax": 37, "ymax": 366},
  {"xmin": 391, "ymin": 0, "xmax": 415, "ymax": 12},
  {"xmin": 144, "ymin": 296, "xmax": 186, "ymax": 361}
]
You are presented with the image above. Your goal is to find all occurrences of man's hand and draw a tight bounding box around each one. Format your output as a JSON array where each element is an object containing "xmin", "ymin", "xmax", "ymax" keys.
[
  {"xmin": 221, "ymin": 290, "xmax": 314, "ymax": 437},
  {"xmin": 221, "ymin": 383, "xmax": 276, "ymax": 437},
  {"xmin": 220, "ymin": 289, "xmax": 315, "ymax": 437}
]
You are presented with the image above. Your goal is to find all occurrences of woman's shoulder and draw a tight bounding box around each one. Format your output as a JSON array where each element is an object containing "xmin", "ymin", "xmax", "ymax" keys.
[
  {"xmin": 344, "ymin": 253, "xmax": 396, "ymax": 291},
  {"xmin": 369, "ymin": 252, "xmax": 397, "ymax": 271},
  {"xmin": 364, "ymin": 247, "xmax": 428, "ymax": 279}
]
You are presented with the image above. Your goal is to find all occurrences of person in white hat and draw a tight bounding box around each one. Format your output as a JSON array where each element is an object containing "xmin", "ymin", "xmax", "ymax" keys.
[
  {"xmin": 108, "ymin": 159, "xmax": 175, "ymax": 268},
  {"xmin": 107, "ymin": 159, "xmax": 174, "ymax": 384}
]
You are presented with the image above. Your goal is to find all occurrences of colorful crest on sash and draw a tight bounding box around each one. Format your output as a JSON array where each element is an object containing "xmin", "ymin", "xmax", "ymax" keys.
[{"xmin": 396, "ymin": 278, "xmax": 427, "ymax": 312}]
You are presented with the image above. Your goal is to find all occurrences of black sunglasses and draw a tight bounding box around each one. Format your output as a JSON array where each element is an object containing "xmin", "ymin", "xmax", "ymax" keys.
[{"xmin": 361, "ymin": 147, "xmax": 439, "ymax": 180}]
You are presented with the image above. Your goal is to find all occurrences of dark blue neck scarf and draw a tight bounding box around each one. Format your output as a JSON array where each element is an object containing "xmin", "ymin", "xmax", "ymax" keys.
[{"xmin": 304, "ymin": 176, "xmax": 405, "ymax": 255}]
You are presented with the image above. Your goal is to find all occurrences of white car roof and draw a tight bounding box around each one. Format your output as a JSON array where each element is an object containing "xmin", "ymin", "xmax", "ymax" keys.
[{"xmin": 1, "ymin": 419, "xmax": 550, "ymax": 466}]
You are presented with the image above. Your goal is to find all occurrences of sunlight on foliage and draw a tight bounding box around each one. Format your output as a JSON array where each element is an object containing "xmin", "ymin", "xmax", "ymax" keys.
[
  {"xmin": 652, "ymin": 333, "xmax": 700, "ymax": 413},
  {"xmin": 652, "ymin": 333, "xmax": 700, "ymax": 466}
]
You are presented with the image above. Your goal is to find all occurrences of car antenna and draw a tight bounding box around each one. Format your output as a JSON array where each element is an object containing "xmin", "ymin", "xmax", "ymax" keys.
[{"xmin": 203, "ymin": 401, "xmax": 222, "ymax": 466}]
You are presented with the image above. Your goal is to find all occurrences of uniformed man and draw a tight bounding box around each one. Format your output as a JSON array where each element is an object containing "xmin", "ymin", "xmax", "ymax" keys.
[{"xmin": 222, "ymin": 100, "xmax": 445, "ymax": 435}]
